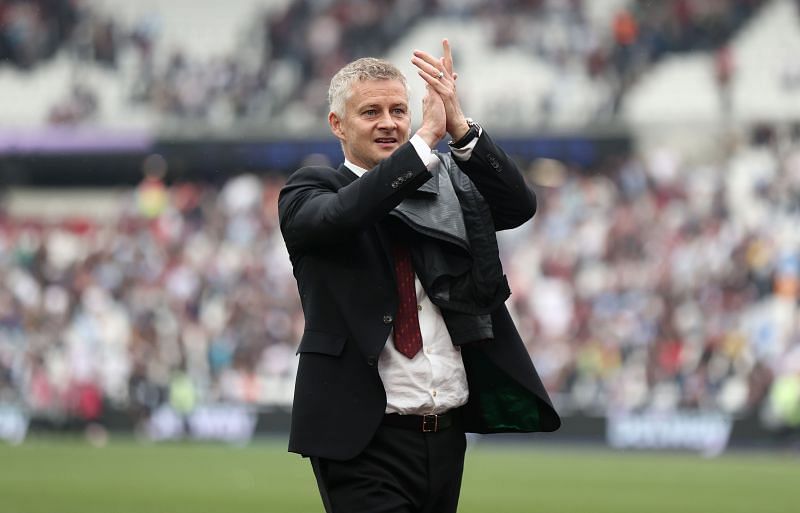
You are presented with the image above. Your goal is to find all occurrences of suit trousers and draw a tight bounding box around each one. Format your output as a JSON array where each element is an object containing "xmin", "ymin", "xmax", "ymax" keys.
[{"xmin": 310, "ymin": 417, "xmax": 467, "ymax": 513}]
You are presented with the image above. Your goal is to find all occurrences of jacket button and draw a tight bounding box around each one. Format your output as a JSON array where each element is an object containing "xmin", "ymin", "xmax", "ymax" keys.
[
  {"xmin": 488, "ymin": 154, "xmax": 501, "ymax": 171},
  {"xmin": 383, "ymin": 314, "xmax": 393, "ymax": 324},
  {"xmin": 367, "ymin": 356, "xmax": 377, "ymax": 366}
]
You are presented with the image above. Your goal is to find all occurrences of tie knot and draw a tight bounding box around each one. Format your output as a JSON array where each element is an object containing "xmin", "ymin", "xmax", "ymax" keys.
[{"xmin": 392, "ymin": 242, "xmax": 412, "ymax": 262}]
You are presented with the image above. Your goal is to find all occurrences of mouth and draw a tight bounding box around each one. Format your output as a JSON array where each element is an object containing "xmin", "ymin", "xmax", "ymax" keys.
[{"xmin": 374, "ymin": 137, "xmax": 398, "ymax": 149}]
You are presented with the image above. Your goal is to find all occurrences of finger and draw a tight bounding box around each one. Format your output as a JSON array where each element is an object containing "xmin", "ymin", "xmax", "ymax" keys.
[
  {"xmin": 412, "ymin": 56, "xmax": 445, "ymax": 81},
  {"xmin": 439, "ymin": 57, "xmax": 450, "ymax": 77},
  {"xmin": 417, "ymin": 70, "xmax": 446, "ymax": 92},
  {"xmin": 443, "ymin": 38, "xmax": 454, "ymax": 75},
  {"xmin": 417, "ymin": 70, "xmax": 439, "ymax": 87},
  {"xmin": 413, "ymin": 50, "xmax": 443, "ymax": 71},
  {"xmin": 411, "ymin": 54, "xmax": 442, "ymax": 77}
]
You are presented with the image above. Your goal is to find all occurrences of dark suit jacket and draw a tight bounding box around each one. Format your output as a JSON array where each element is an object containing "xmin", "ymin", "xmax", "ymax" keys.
[{"xmin": 279, "ymin": 132, "xmax": 561, "ymax": 460}]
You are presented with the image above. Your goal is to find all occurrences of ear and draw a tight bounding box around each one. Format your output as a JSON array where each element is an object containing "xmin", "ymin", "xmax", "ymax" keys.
[{"xmin": 329, "ymin": 111, "xmax": 345, "ymax": 142}]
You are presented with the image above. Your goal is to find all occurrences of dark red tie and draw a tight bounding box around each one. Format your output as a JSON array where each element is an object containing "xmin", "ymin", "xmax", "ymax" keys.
[{"xmin": 392, "ymin": 243, "xmax": 423, "ymax": 358}]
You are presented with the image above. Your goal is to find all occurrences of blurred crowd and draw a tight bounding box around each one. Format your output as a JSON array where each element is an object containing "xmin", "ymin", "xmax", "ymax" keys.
[
  {"xmin": 3, "ymin": 132, "xmax": 800, "ymax": 430},
  {"xmin": 0, "ymin": 0, "xmax": 79, "ymax": 70},
  {"xmin": 480, "ymin": 0, "xmax": 766, "ymax": 114},
  {"xmin": 2, "ymin": 0, "xmax": 800, "ymax": 431},
  {"xmin": 503, "ymin": 126, "xmax": 800, "ymax": 428},
  {"xmin": 0, "ymin": 0, "xmax": 779, "ymax": 127},
  {"xmin": 0, "ymin": 169, "xmax": 301, "ymax": 427}
]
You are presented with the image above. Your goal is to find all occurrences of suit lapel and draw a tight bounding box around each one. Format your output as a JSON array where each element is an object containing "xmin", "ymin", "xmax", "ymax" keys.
[
  {"xmin": 336, "ymin": 163, "xmax": 359, "ymax": 183},
  {"xmin": 335, "ymin": 163, "xmax": 396, "ymax": 282}
]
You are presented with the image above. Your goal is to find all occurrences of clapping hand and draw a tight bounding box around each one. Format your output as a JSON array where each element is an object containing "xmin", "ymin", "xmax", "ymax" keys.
[{"xmin": 412, "ymin": 39, "xmax": 470, "ymax": 142}]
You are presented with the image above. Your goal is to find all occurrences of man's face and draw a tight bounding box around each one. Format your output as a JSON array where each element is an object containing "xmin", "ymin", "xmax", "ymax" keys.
[{"xmin": 329, "ymin": 79, "xmax": 410, "ymax": 170}]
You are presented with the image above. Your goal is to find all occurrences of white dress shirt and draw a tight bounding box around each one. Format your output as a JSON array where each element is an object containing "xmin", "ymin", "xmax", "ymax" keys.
[{"xmin": 345, "ymin": 133, "xmax": 479, "ymax": 415}]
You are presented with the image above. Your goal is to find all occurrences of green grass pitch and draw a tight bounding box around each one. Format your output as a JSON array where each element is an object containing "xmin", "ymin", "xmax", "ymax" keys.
[{"xmin": 1, "ymin": 437, "xmax": 797, "ymax": 513}]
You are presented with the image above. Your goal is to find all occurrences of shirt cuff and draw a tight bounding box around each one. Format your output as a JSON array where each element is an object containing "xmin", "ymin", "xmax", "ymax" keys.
[
  {"xmin": 449, "ymin": 125, "xmax": 483, "ymax": 161},
  {"xmin": 410, "ymin": 134, "xmax": 440, "ymax": 171}
]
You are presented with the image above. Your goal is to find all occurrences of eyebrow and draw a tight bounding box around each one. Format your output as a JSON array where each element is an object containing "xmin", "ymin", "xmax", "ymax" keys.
[{"xmin": 359, "ymin": 103, "xmax": 408, "ymax": 110}]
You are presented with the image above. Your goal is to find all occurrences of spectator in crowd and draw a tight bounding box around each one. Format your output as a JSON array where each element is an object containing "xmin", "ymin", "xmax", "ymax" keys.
[{"xmin": 0, "ymin": 0, "xmax": 78, "ymax": 69}]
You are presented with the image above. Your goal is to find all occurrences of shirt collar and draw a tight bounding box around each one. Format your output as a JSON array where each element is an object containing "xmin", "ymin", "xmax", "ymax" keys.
[{"xmin": 344, "ymin": 158, "xmax": 369, "ymax": 177}]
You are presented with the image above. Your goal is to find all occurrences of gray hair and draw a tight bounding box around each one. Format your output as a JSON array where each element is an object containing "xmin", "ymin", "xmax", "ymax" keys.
[{"xmin": 328, "ymin": 58, "xmax": 408, "ymax": 117}]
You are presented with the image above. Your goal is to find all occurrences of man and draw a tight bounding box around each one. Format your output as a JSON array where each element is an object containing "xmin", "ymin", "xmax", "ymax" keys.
[{"xmin": 278, "ymin": 40, "xmax": 560, "ymax": 513}]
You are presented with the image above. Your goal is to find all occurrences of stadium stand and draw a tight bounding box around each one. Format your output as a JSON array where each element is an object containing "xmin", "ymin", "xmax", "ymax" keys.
[
  {"xmin": 2, "ymin": 0, "xmax": 800, "ymax": 441},
  {"xmin": 3, "ymin": 129, "xmax": 800, "ymax": 430},
  {"xmin": 3, "ymin": 0, "xmax": 789, "ymax": 132},
  {"xmin": 626, "ymin": 0, "xmax": 800, "ymax": 125}
]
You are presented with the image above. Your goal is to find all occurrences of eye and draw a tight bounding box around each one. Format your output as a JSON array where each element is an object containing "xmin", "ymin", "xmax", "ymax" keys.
[
  {"xmin": 363, "ymin": 109, "xmax": 377, "ymax": 116},
  {"xmin": 392, "ymin": 108, "xmax": 407, "ymax": 115}
]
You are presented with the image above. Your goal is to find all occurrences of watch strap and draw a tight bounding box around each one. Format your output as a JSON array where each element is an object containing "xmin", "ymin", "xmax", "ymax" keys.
[{"xmin": 449, "ymin": 119, "xmax": 479, "ymax": 149}]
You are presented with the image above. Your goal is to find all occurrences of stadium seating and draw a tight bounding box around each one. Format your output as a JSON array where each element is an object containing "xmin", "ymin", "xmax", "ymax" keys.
[
  {"xmin": 3, "ymin": 0, "xmax": 790, "ymax": 131},
  {"xmin": 625, "ymin": 0, "xmax": 800, "ymax": 125},
  {"xmin": 2, "ymin": 0, "xmax": 800, "ymax": 437}
]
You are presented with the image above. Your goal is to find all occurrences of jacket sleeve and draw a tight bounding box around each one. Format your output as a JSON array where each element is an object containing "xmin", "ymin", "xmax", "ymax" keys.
[
  {"xmin": 451, "ymin": 130, "xmax": 536, "ymax": 231},
  {"xmin": 279, "ymin": 142, "xmax": 432, "ymax": 252}
]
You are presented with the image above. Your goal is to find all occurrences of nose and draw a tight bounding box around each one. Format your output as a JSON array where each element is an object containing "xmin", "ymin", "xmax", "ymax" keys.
[{"xmin": 376, "ymin": 110, "xmax": 396, "ymax": 131}]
